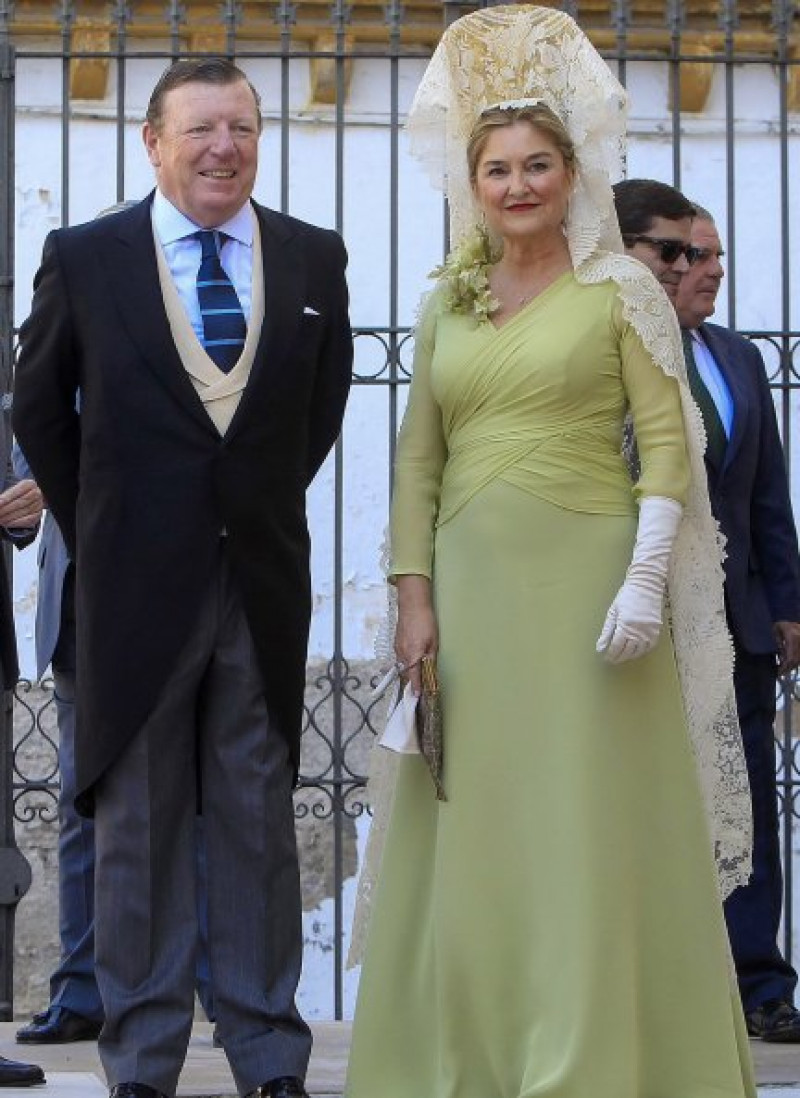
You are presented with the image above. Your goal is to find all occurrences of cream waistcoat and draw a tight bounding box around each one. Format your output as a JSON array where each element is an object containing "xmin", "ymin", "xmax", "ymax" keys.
[{"xmin": 153, "ymin": 211, "xmax": 265, "ymax": 436}]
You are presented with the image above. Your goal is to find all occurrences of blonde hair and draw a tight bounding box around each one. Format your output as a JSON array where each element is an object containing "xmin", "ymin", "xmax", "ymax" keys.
[{"xmin": 467, "ymin": 104, "xmax": 576, "ymax": 183}]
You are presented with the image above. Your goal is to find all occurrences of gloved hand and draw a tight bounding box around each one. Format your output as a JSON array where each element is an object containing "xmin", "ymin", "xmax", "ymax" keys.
[{"xmin": 596, "ymin": 496, "xmax": 683, "ymax": 664}]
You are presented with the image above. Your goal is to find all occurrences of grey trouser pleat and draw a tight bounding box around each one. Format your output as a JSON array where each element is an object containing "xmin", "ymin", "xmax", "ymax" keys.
[{"xmin": 94, "ymin": 549, "xmax": 311, "ymax": 1096}]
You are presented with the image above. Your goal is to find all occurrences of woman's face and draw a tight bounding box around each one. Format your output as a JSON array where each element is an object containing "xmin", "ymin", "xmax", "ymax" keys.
[{"xmin": 472, "ymin": 122, "xmax": 573, "ymax": 246}]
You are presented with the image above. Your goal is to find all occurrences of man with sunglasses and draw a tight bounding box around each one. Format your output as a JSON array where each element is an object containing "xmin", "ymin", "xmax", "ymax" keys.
[
  {"xmin": 616, "ymin": 181, "xmax": 800, "ymax": 1043},
  {"xmin": 673, "ymin": 205, "xmax": 800, "ymax": 1044},
  {"xmin": 612, "ymin": 178, "xmax": 697, "ymax": 301}
]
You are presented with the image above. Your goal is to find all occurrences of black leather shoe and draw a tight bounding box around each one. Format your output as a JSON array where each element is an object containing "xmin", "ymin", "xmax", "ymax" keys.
[
  {"xmin": 244, "ymin": 1077, "xmax": 309, "ymax": 1098},
  {"xmin": 16, "ymin": 1003, "xmax": 103, "ymax": 1044},
  {"xmin": 109, "ymin": 1085, "xmax": 169, "ymax": 1098},
  {"xmin": 746, "ymin": 998, "xmax": 800, "ymax": 1042},
  {"xmin": 0, "ymin": 1054, "xmax": 45, "ymax": 1087}
]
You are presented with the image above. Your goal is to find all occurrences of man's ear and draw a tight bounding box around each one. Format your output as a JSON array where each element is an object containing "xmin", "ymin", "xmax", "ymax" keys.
[{"xmin": 142, "ymin": 122, "xmax": 161, "ymax": 168}]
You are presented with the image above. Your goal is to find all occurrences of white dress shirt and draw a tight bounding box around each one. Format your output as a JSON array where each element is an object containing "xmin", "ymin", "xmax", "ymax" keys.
[{"xmin": 687, "ymin": 328, "xmax": 735, "ymax": 440}]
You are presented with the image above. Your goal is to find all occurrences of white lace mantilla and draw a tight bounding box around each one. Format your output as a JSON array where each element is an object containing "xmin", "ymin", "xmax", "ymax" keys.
[
  {"xmin": 348, "ymin": 4, "xmax": 752, "ymax": 969},
  {"xmin": 405, "ymin": 4, "xmax": 628, "ymax": 264},
  {"xmin": 579, "ymin": 250, "xmax": 752, "ymax": 901}
]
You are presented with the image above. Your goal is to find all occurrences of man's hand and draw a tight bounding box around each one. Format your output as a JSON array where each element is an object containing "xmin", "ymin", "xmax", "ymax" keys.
[
  {"xmin": 774, "ymin": 620, "xmax": 800, "ymax": 675},
  {"xmin": 0, "ymin": 479, "xmax": 43, "ymax": 530}
]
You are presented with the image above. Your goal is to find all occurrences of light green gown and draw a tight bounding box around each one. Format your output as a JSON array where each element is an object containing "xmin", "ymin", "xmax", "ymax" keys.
[{"xmin": 346, "ymin": 273, "xmax": 756, "ymax": 1098}]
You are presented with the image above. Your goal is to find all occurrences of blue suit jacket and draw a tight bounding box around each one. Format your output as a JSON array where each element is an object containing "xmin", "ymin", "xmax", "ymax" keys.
[
  {"xmin": 13, "ymin": 444, "xmax": 71, "ymax": 680},
  {"xmin": 699, "ymin": 322, "xmax": 800, "ymax": 654}
]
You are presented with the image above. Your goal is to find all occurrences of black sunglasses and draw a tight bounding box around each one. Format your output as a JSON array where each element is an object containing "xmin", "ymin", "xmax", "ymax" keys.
[
  {"xmin": 688, "ymin": 246, "xmax": 726, "ymax": 263},
  {"xmin": 622, "ymin": 234, "xmax": 700, "ymax": 266}
]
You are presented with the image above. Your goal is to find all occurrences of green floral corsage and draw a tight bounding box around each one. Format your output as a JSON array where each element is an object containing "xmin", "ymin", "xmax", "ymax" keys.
[{"xmin": 429, "ymin": 226, "xmax": 502, "ymax": 323}]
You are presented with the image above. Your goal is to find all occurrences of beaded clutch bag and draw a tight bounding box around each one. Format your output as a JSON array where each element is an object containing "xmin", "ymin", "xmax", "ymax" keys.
[{"xmin": 416, "ymin": 655, "xmax": 446, "ymax": 801}]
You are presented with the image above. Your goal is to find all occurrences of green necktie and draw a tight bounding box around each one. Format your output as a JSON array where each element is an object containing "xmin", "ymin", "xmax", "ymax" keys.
[{"xmin": 681, "ymin": 330, "xmax": 727, "ymax": 468}]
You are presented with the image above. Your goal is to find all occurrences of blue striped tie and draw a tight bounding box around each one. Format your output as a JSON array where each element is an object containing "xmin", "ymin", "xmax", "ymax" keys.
[{"xmin": 195, "ymin": 230, "xmax": 246, "ymax": 373}]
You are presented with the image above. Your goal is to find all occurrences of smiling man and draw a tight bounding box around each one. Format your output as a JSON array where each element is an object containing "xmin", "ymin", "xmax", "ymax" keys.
[{"xmin": 13, "ymin": 59, "xmax": 352, "ymax": 1098}]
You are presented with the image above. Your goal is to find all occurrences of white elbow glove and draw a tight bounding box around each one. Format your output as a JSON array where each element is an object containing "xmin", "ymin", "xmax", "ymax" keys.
[{"xmin": 596, "ymin": 496, "xmax": 683, "ymax": 664}]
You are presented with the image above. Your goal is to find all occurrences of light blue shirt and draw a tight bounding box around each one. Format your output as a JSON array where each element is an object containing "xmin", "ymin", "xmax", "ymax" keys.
[
  {"xmin": 151, "ymin": 189, "xmax": 254, "ymax": 345},
  {"xmin": 688, "ymin": 329, "xmax": 735, "ymax": 440}
]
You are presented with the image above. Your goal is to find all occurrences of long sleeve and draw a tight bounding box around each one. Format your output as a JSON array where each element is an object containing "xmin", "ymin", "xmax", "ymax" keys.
[
  {"xmin": 389, "ymin": 295, "xmax": 448, "ymax": 579},
  {"xmin": 616, "ymin": 301, "xmax": 690, "ymax": 507},
  {"xmin": 13, "ymin": 231, "xmax": 82, "ymax": 557},
  {"xmin": 1, "ymin": 440, "xmax": 38, "ymax": 548}
]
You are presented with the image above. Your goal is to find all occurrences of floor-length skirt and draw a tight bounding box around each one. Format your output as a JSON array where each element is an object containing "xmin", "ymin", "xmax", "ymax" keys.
[{"xmin": 346, "ymin": 481, "xmax": 756, "ymax": 1098}]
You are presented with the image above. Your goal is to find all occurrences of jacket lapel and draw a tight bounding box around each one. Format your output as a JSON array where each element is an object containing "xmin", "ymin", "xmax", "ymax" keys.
[
  {"xmin": 224, "ymin": 203, "xmax": 306, "ymax": 442},
  {"xmin": 699, "ymin": 323, "xmax": 749, "ymax": 478},
  {"xmin": 98, "ymin": 194, "xmax": 218, "ymax": 436}
]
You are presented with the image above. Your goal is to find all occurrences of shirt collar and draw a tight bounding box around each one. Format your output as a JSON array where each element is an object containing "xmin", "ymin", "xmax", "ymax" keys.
[{"xmin": 152, "ymin": 189, "xmax": 254, "ymax": 247}]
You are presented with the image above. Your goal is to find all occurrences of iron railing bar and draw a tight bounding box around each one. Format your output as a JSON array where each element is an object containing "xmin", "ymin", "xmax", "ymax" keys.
[
  {"xmin": 58, "ymin": 1, "xmax": 72, "ymax": 227},
  {"xmin": 10, "ymin": 46, "xmax": 799, "ymax": 65},
  {"xmin": 771, "ymin": 0, "xmax": 795, "ymax": 964},
  {"xmin": 113, "ymin": 3, "xmax": 129, "ymax": 203},
  {"xmin": 331, "ymin": 0, "xmax": 350, "ymax": 1021},
  {"xmin": 387, "ymin": 0, "xmax": 402, "ymax": 491},
  {"xmin": 721, "ymin": 0, "xmax": 737, "ymax": 330},
  {"xmin": 667, "ymin": 0, "xmax": 685, "ymax": 190},
  {"xmin": 275, "ymin": 0, "xmax": 295, "ymax": 213},
  {"xmin": 612, "ymin": 0, "xmax": 630, "ymax": 89}
]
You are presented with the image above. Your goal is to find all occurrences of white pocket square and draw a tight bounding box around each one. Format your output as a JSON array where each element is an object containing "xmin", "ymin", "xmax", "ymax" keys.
[{"xmin": 303, "ymin": 305, "xmax": 321, "ymax": 316}]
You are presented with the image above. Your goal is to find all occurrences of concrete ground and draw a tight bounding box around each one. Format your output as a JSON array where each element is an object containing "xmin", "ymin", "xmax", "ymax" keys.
[{"xmin": 0, "ymin": 1020, "xmax": 798, "ymax": 1096}]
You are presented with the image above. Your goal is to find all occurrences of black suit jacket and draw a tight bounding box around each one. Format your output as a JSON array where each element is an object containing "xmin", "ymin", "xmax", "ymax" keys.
[
  {"xmin": 13, "ymin": 195, "xmax": 352, "ymax": 809},
  {"xmin": 698, "ymin": 322, "xmax": 800, "ymax": 654}
]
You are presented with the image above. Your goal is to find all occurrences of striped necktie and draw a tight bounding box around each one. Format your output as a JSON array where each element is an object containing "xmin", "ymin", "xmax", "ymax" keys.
[
  {"xmin": 681, "ymin": 330, "xmax": 727, "ymax": 468},
  {"xmin": 195, "ymin": 230, "xmax": 246, "ymax": 373}
]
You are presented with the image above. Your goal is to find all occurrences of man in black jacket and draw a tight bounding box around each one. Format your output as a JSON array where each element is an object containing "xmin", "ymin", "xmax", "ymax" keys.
[{"xmin": 14, "ymin": 57, "xmax": 352, "ymax": 1098}]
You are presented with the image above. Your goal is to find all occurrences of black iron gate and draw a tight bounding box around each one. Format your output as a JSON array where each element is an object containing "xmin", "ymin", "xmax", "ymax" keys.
[{"xmin": 0, "ymin": 0, "xmax": 798, "ymax": 1020}]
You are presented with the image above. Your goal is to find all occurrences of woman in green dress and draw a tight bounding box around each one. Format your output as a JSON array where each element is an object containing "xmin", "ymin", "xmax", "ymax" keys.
[{"xmin": 347, "ymin": 8, "xmax": 755, "ymax": 1097}]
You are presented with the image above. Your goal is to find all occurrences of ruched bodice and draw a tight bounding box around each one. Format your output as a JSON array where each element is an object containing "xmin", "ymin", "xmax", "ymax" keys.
[{"xmin": 391, "ymin": 272, "xmax": 690, "ymax": 578}]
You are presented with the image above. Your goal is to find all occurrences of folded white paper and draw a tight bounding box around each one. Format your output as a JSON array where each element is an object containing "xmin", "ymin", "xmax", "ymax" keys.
[{"xmin": 378, "ymin": 683, "xmax": 421, "ymax": 754}]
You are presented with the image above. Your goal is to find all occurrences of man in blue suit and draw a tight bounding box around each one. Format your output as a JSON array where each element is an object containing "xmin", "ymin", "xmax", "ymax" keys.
[
  {"xmin": 674, "ymin": 206, "xmax": 800, "ymax": 1041},
  {"xmin": 615, "ymin": 180, "xmax": 800, "ymax": 1041}
]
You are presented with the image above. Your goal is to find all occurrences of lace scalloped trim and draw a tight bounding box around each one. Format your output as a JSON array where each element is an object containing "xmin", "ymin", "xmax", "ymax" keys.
[{"xmin": 577, "ymin": 250, "xmax": 752, "ymax": 900}]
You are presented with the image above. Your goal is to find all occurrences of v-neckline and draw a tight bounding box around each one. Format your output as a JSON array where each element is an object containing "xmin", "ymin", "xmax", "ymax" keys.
[{"xmin": 485, "ymin": 269, "xmax": 573, "ymax": 333}]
